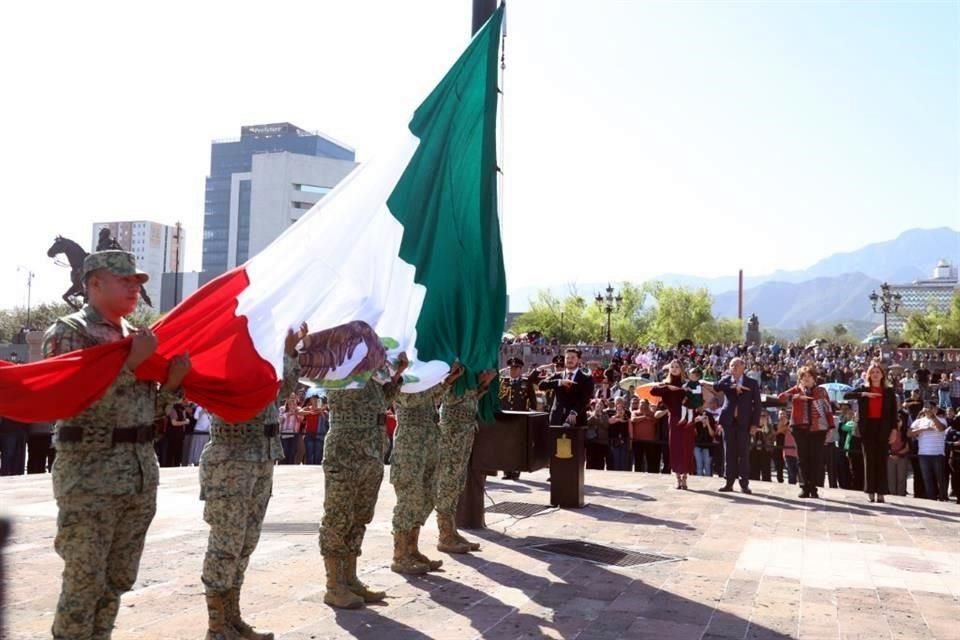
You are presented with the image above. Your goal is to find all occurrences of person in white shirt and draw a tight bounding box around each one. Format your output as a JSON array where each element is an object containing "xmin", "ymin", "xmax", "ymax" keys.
[
  {"xmin": 910, "ymin": 407, "xmax": 948, "ymax": 501},
  {"xmin": 186, "ymin": 404, "xmax": 211, "ymax": 465}
]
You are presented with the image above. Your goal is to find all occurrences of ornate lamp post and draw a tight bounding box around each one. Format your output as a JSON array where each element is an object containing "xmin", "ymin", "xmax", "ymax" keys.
[
  {"xmin": 868, "ymin": 282, "xmax": 902, "ymax": 343},
  {"xmin": 595, "ymin": 284, "xmax": 622, "ymax": 343}
]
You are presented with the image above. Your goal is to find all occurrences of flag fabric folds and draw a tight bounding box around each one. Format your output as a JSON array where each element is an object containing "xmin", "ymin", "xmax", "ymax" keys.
[{"xmin": 0, "ymin": 5, "xmax": 506, "ymax": 424}]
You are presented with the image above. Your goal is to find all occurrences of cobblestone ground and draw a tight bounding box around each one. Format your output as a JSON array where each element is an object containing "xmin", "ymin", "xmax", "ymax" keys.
[{"xmin": 2, "ymin": 467, "xmax": 959, "ymax": 639}]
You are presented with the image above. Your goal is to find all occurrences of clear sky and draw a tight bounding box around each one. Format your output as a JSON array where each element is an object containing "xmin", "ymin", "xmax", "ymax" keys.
[{"xmin": 1, "ymin": 0, "xmax": 957, "ymax": 310}]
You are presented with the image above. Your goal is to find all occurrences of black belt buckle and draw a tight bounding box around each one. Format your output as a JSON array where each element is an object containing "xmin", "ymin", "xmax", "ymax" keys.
[
  {"xmin": 263, "ymin": 423, "xmax": 279, "ymax": 438},
  {"xmin": 111, "ymin": 425, "xmax": 155, "ymax": 445},
  {"xmin": 136, "ymin": 424, "xmax": 155, "ymax": 443},
  {"xmin": 377, "ymin": 413, "xmax": 386, "ymax": 426}
]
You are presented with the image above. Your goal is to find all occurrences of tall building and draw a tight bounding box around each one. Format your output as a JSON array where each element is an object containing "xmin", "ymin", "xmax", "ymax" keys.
[
  {"xmin": 202, "ymin": 122, "xmax": 357, "ymax": 274},
  {"xmin": 90, "ymin": 220, "xmax": 185, "ymax": 308},
  {"xmin": 880, "ymin": 259, "xmax": 960, "ymax": 335}
]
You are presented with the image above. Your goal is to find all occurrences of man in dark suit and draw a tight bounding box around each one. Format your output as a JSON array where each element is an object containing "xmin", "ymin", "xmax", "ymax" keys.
[
  {"xmin": 715, "ymin": 357, "xmax": 762, "ymax": 494},
  {"xmin": 539, "ymin": 348, "xmax": 595, "ymax": 426}
]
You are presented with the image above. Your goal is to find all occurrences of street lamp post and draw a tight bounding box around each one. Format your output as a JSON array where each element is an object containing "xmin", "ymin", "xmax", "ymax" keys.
[
  {"xmin": 595, "ymin": 283, "xmax": 622, "ymax": 343},
  {"xmin": 868, "ymin": 282, "xmax": 902, "ymax": 343}
]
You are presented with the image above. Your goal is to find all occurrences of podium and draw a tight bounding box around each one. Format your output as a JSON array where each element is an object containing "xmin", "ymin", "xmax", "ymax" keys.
[
  {"xmin": 548, "ymin": 425, "xmax": 585, "ymax": 508},
  {"xmin": 456, "ymin": 411, "xmax": 549, "ymax": 529}
]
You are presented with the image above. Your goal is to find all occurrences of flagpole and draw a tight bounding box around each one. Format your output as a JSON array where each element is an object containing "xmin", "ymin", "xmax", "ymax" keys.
[{"xmin": 472, "ymin": 0, "xmax": 498, "ymax": 34}]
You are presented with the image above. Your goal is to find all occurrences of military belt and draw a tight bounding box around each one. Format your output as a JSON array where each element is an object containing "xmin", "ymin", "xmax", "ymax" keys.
[{"xmin": 59, "ymin": 424, "xmax": 156, "ymax": 445}]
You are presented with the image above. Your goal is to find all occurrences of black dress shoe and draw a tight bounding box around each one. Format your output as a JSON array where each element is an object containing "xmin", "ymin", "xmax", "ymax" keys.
[
  {"xmin": 798, "ymin": 490, "xmax": 810, "ymax": 498},
  {"xmin": 718, "ymin": 485, "xmax": 734, "ymax": 492},
  {"xmin": 741, "ymin": 487, "xmax": 753, "ymax": 495},
  {"xmin": 809, "ymin": 490, "xmax": 819, "ymax": 499}
]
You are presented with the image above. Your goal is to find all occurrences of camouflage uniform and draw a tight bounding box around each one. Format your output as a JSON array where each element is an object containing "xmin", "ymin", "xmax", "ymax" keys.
[
  {"xmin": 42, "ymin": 301, "xmax": 171, "ymax": 640},
  {"xmin": 435, "ymin": 389, "xmax": 480, "ymax": 516},
  {"xmin": 390, "ymin": 385, "xmax": 443, "ymax": 533},
  {"xmin": 319, "ymin": 376, "xmax": 399, "ymax": 557},
  {"xmin": 199, "ymin": 354, "xmax": 300, "ymax": 594}
]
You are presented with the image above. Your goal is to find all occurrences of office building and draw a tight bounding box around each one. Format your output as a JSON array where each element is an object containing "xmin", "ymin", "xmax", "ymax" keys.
[
  {"xmin": 90, "ymin": 220, "xmax": 185, "ymax": 308},
  {"xmin": 202, "ymin": 122, "xmax": 357, "ymax": 274}
]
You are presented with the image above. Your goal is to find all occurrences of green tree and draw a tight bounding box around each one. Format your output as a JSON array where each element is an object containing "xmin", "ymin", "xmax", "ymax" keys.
[
  {"xmin": 0, "ymin": 303, "xmax": 75, "ymax": 341},
  {"xmin": 647, "ymin": 284, "xmax": 716, "ymax": 345},
  {"xmin": 903, "ymin": 292, "xmax": 960, "ymax": 347}
]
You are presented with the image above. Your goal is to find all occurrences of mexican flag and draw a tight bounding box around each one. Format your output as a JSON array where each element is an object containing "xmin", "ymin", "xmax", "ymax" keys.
[{"xmin": 0, "ymin": 6, "xmax": 506, "ymax": 423}]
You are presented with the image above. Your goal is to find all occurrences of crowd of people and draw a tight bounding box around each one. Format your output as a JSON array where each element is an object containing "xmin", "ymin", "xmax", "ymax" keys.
[{"xmin": 497, "ymin": 340, "xmax": 960, "ymax": 503}]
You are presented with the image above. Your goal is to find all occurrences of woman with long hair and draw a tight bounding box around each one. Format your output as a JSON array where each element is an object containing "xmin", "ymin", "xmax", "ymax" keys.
[
  {"xmin": 651, "ymin": 360, "xmax": 694, "ymax": 490},
  {"xmin": 779, "ymin": 366, "xmax": 835, "ymax": 499},
  {"xmin": 279, "ymin": 393, "xmax": 300, "ymax": 464},
  {"xmin": 844, "ymin": 363, "xmax": 898, "ymax": 503}
]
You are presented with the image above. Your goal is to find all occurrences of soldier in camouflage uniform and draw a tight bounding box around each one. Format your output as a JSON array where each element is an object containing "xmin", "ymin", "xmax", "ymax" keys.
[
  {"xmin": 319, "ymin": 354, "xmax": 407, "ymax": 609},
  {"xmin": 199, "ymin": 323, "xmax": 307, "ymax": 640},
  {"xmin": 42, "ymin": 251, "xmax": 191, "ymax": 640},
  {"xmin": 388, "ymin": 366, "xmax": 464, "ymax": 575},
  {"xmin": 497, "ymin": 357, "xmax": 536, "ymax": 480},
  {"xmin": 434, "ymin": 368, "xmax": 497, "ymax": 554}
]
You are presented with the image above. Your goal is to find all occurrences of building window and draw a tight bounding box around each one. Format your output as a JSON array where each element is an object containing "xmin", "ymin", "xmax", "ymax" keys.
[
  {"xmin": 294, "ymin": 183, "xmax": 332, "ymax": 195},
  {"xmin": 292, "ymin": 201, "xmax": 314, "ymax": 210}
]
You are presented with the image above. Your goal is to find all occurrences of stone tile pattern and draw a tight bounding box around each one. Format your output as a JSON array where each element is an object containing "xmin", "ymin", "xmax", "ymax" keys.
[{"xmin": 3, "ymin": 467, "xmax": 959, "ymax": 639}]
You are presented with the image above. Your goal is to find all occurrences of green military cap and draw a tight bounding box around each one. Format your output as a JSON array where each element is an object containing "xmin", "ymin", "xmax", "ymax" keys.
[{"xmin": 82, "ymin": 250, "xmax": 149, "ymax": 283}]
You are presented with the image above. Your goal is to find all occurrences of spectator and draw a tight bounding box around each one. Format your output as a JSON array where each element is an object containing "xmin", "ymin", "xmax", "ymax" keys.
[
  {"xmin": 584, "ymin": 399, "xmax": 609, "ymax": 469},
  {"xmin": 300, "ymin": 396, "xmax": 324, "ymax": 465},
  {"xmin": 651, "ymin": 360, "xmax": 695, "ymax": 490},
  {"xmin": 945, "ymin": 409, "xmax": 960, "ymax": 504},
  {"xmin": 910, "ymin": 407, "xmax": 948, "ymax": 501},
  {"xmin": 606, "ymin": 397, "xmax": 632, "ymax": 471},
  {"xmin": 693, "ymin": 412, "xmax": 718, "ymax": 477},
  {"xmin": 629, "ymin": 399, "xmax": 662, "ymax": 473},
  {"xmin": 950, "ymin": 369, "xmax": 960, "ymax": 409},
  {"xmin": 887, "ymin": 409, "xmax": 911, "ymax": 496},
  {"xmin": 777, "ymin": 410, "xmax": 799, "ymax": 485},
  {"xmin": 780, "ymin": 365, "xmax": 835, "ymax": 499},
  {"xmin": 26, "ymin": 421, "xmax": 54, "ymax": 474},
  {"xmin": 187, "ymin": 404, "xmax": 211, "ymax": 465},
  {"xmin": 749, "ymin": 411, "xmax": 773, "ymax": 482},
  {"xmin": 279, "ymin": 393, "xmax": 300, "ymax": 464},
  {"xmin": 0, "ymin": 416, "xmax": 28, "ymax": 476},
  {"xmin": 164, "ymin": 398, "xmax": 190, "ymax": 468}
]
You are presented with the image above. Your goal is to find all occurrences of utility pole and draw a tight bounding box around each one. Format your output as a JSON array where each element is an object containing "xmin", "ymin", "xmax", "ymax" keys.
[
  {"xmin": 172, "ymin": 221, "xmax": 182, "ymax": 308},
  {"xmin": 17, "ymin": 267, "xmax": 34, "ymax": 329}
]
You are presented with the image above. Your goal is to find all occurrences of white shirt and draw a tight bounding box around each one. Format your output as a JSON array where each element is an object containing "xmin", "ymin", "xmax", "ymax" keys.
[
  {"xmin": 911, "ymin": 417, "xmax": 947, "ymax": 455},
  {"xmin": 193, "ymin": 406, "xmax": 211, "ymax": 434}
]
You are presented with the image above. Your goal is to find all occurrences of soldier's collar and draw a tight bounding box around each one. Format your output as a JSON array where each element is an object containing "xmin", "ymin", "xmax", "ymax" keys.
[{"xmin": 82, "ymin": 304, "xmax": 132, "ymax": 333}]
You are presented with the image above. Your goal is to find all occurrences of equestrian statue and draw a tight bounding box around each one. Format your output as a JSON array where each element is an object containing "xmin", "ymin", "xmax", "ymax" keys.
[{"xmin": 47, "ymin": 229, "xmax": 153, "ymax": 310}]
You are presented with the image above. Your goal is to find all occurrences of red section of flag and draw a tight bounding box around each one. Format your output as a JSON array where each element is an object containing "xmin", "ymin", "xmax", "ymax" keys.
[{"xmin": 0, "ymin": 268, "xmax": 279, "ymax": 424}]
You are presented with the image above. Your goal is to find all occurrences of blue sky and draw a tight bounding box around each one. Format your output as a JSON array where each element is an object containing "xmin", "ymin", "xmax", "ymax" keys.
[{"xmin": 0, "ymin": 0, "xmax": 956, "ymax": 309}]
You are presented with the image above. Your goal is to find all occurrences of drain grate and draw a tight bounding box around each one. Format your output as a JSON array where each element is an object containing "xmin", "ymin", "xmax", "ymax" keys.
[
  {"xmin": 261, "ymin": 522, "xmax": 318, "ymax": 535},
  {"xmin": 529, "ymin": 540, "xmax": 680, "ymax": 568},
  {"xmin": 485, "ymin": 501, "xmax": 551, "ymax": 517}
]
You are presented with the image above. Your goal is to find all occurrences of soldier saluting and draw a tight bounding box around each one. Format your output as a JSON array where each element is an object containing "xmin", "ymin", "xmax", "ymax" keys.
[
  {"xmin": 41, "ymin": 250, "xmax": 190, "ymax": 640},
  {"xmin": 497, "ymin": 357, "xmax": 536, "ymax": 480}
]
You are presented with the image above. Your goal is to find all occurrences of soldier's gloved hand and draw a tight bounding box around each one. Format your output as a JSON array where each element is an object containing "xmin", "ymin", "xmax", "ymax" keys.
[
  {"xmin": 478, "ymin": 369, "xmax": 498, "ymax": 387},
  {"xmin": 126, "ymin": 329, "xmax": 158, "ymax": 371},
  {"xmin": 395, "ymin": 352, "xmax": 409, "ymax": 372},
  {"xmin": 285, "ymin": 322, "xmax": 309, "ymax": 357},
  {"xmin": 165, "ymin": 353, "xmax": 192, "ymax": 389}
]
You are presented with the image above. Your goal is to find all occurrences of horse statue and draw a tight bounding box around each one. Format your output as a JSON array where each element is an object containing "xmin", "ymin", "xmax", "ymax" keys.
[
  {"xmin": 46, "ymin": 236, "xmax": 88, "ymax": 310},
  {"xmin": 46, "ymin": 235, "xmax": 153, "ymax": 310}
]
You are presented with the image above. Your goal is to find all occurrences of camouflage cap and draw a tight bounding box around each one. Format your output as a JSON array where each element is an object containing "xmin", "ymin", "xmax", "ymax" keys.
[{"xmin": 82, "ymin": 250, "xmax": 149, "ymax": 283}]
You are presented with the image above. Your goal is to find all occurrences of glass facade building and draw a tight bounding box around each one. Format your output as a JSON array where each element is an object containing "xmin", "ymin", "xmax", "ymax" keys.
[{"xmin": 202, "ymin": 123, "xmax": 355, "ymax": 273}]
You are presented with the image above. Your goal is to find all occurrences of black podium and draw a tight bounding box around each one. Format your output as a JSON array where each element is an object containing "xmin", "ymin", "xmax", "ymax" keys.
[
  {"xmin": 456, "ymin": 411, "xmax": 549, "ymax": 529},
  {"xmin": 548, "ymin": 425, "xmax": 585, "ymax": 508}
]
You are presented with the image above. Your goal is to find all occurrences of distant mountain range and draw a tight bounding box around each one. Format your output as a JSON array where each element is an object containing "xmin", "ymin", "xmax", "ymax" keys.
[{"xmin": 508, "ymin": 227, "xmax": 960, "ymax": 332}]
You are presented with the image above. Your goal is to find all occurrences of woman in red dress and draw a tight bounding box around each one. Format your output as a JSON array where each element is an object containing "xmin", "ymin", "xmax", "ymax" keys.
[{"xmin": 651, "ymin": 360, "xmax": 695, "ymax": 490}]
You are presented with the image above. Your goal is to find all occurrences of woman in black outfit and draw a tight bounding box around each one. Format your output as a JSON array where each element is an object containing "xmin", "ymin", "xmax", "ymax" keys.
[{"xmin": 844, "ymin": 363, "xmax": 898, "ymax": 503}]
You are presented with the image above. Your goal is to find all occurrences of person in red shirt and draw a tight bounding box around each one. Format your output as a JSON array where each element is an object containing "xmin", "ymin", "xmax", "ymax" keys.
[{"xmin": 844, "ymin": 363, "xmax": 898, "ymax": 503}]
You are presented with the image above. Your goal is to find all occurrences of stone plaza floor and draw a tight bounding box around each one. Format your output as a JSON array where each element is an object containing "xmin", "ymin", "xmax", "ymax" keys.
[{"xmin": 2, "ymin": 467, "xmax": 959, "ymax": 639}]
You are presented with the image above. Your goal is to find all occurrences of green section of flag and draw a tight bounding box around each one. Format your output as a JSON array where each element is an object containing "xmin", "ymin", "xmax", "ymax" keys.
[{"xmin": 386, "ymin": 5, "xmax": 506, "ymax": 420}]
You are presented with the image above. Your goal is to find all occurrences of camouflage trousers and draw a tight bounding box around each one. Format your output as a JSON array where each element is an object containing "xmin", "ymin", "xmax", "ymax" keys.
[
  {"xmin": 435, "ymin": 422, "xmax": 476, "ymax": 516},
  {"xmin": 320, "ymin": 425, "xmax": 386, "ymax": 557},
  {"xmin": 52, "ymin": 490, "xmax": 157, "ymax": 640},
  {"xmin": 390, "ymin": 420, "xmax": 438, "ymax": 533},
  {"xmin": 199, "ymin": 459, "xmax": 274, "ymax": 593}
]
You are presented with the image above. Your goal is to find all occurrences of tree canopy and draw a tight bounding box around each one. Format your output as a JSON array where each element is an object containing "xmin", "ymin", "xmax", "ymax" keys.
[{"xmin": 510, "ymin": 281, "xmax": 745, "ymax": 346}]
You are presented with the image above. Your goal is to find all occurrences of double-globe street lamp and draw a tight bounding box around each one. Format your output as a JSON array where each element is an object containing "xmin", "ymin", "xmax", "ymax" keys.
[
  {"xmin": 868, "ymin": 282, "xmax": 902, "ymax": 343},
  {"xmin": 595, "ymin": 284, "xmax": 622, "ymax": 343}
]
